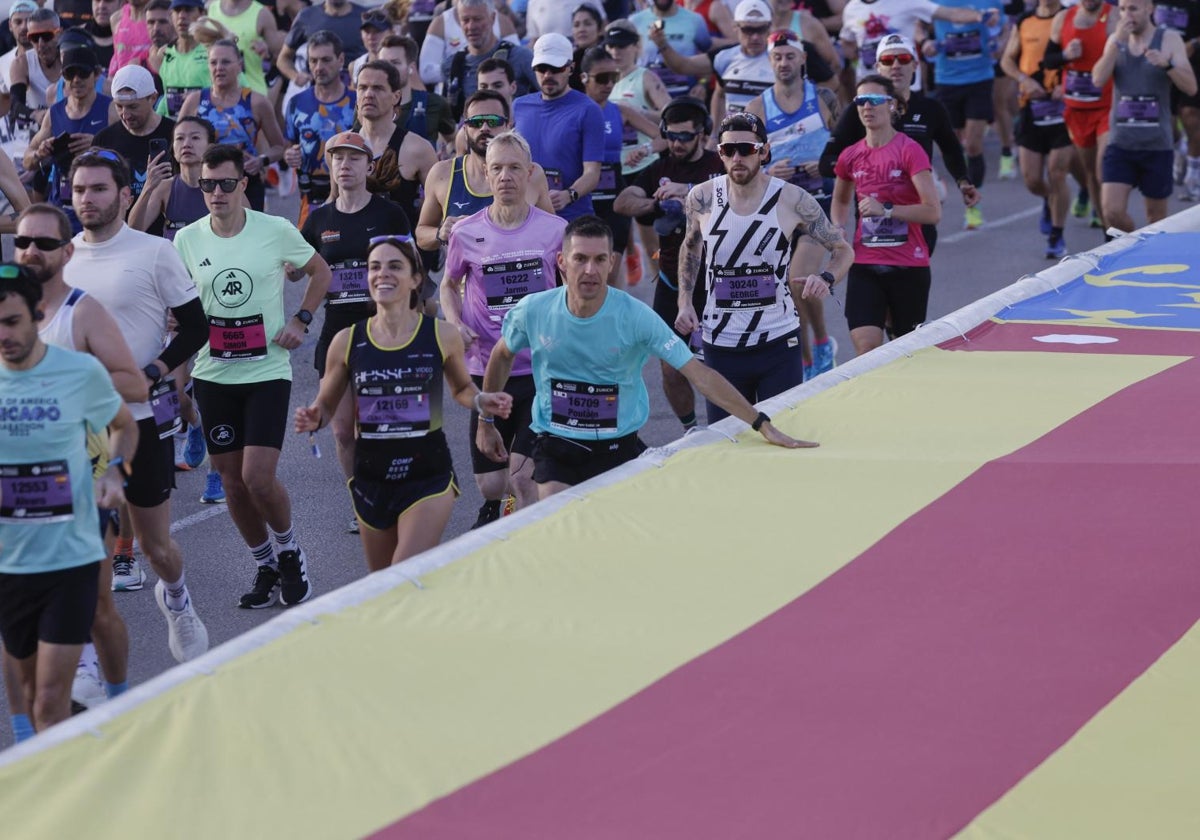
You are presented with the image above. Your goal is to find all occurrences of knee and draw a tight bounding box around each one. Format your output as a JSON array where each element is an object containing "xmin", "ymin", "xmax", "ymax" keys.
[{"xmin": 240, "ymin": 470, "xmax": 276, "ymax": 499}]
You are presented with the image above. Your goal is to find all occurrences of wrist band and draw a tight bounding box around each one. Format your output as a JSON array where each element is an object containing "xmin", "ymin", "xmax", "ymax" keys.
[
  {"xmin": 751, "ymin": 411, "xmax": 770, "ymax": 432},
  {"xmin": 472, "ymin": 392, "xmax": 485, "ymax": 414}
]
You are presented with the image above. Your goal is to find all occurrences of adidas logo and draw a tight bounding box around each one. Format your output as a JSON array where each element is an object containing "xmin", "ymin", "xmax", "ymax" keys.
[{"xmin": 199, "ymin": 258, "xmax": 211, "ymax": 266}]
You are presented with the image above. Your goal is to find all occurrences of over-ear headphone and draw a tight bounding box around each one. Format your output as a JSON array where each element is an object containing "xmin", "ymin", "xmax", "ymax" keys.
[
  {"xmin": 32, "ymin": 309, "xmax": 43, "ymax": 322},
  {"xmin": 660, "ymin": 96, "xmax": 713, "ymax": 138}
]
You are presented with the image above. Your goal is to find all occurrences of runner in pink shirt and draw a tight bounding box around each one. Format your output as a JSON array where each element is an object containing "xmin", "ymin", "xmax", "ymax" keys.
[
  {"xmin": 831, "ymin": 75, "xmax": 942, "ymax": 357},
  {"xmin": 442, "ymin": 130, "xmax": 565, "ymax": 528}
]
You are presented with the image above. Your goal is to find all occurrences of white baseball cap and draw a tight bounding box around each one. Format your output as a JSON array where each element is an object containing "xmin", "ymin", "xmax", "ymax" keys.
[
  {"xmin": 111, "ymin": 64, "xmax": 157, "ymax": 101},
  {"xmin": 734, "ymin": 0, "xmax": 772, "ymax": 24},
  {"xmin": 532, "ymin": 33, "xmax": 574, "ymax": 69},
  {"xmin": 877, "ymin": 34, "xmax": 917, "ymax": 59}
]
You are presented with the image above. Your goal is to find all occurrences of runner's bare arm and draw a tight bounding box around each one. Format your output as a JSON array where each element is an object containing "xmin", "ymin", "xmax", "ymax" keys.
[
  {"xmin": 675, "ymin": 184, "xmax": 711, "ymax": 334},
  {"xmin": 415, "ymin": 159, "xmax": 451, "ymax": 251},
  {"xmin": 679, "ymin": 359, "xmax": 817, "ymax": 448},
  {"xmin": 439, "ymin": 320, "xmax": 512, "ymax": 418},
  {"xmin": 78, "ymin": 299, "xmax": 150, "ymax": 404},
  {"xmin": 792, "ymin": 185, "xmax": 854, "ymax": 281},
  {"xmin": 295, "ymin": 327, "xmax": 352, "ymax": 433}
]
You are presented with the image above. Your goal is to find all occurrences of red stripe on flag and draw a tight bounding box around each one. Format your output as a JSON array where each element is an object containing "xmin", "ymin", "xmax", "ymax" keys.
[
  {"xmin": 939, "ymin": 320, "xmax": 1200, "ymax": 355},
  {"xmin": 377, "ymin": 358, "xmax": 1200, "ymax": 840}
]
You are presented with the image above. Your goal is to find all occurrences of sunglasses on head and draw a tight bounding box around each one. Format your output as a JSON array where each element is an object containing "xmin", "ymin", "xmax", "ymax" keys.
[
  {"xmin": 368, "ymin": 234, "xmax": 415, "ymax": 247},
  {"xmin": 718, "ymin": 141, "xmax": 764, "ymax": 158},
  {"xmin": 463, "ymin": 114, "xmax": 507, "ymax": 129},
  {"xmin": 768, "ymin": 30, "xmax": 800, "ymax": 46},
  {"xmin": 198, "ymin": 177, "xmax": 241, "ymax": 193},
  {"xmin": 853, "ymin": 93, "xmax": 893, "ymax": 107},
  {"xmin": 588, "ymin": 71, "xmax": 619, "ymax": 85},
  {"xmin": 63, "ymin": 66, "xmax": 93, "ymax": 80},
  {"xmin": 0, "ymin": 264, "xmax": 22, "ymax": 280},
  {"xmin": 877, "ymin": 53, "xmax": 914, "ymax": 66},
  {"xmin": 77, "ymin": 149, "xmax": 122, "ymax": 164},
  {"xmin": 665, "ymin": 129, "xmax": 700, "ymax": 142},
  {"xmin": 29, "ymin": 30, "xmax": 57, "ymax": 43},
  {"xmin": 360, "ymin": 11, "xmax": 389, "ymax": 27},
  {"xmin": 13, "ymin": 236, "xmax": 69, "ymax": 251},
  {"xmin": 533, "ymin": 64, "xmax": 569, "ymax": 75}
]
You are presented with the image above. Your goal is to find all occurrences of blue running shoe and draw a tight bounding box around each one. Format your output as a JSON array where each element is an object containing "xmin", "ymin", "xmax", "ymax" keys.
[
  {"xmin": 812, "ymin": 337, "xmax": 837, "ymax": 376},
  {"xmin": 1039, "ymin": 200, "xmax": 1052, "ymax": 236},
  {"xmin": 802, "ymin": 363, "xmax": 814, "ymax": 382},
  {"xmin": 1045, "ymin": 233, "xmax": 1065, "ymax": 259},
  {"xmin": 184, "ymin": 424, "xmax": 206, "ymax": 468},
  {"xmin": 200, "ymin": 471, "xmax": 225, "ymax": 504}
]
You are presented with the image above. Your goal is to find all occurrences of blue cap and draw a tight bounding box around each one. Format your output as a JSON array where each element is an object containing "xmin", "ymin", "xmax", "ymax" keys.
[{"xmin": 169, "ymin": 0, "xmax": 206, "ymax": 8}]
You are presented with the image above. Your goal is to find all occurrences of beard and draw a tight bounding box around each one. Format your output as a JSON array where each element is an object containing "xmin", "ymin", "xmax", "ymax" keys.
[
  {"xmin": 80, "ymin": 199, "xmax": 122, "ymax": 231},
  {"xmin": 20, "ymin": 259, "xmax": 57, "ymax": 284}
]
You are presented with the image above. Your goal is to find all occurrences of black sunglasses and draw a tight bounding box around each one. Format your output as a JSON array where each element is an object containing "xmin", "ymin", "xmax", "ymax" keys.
[
  {"xmin": 533, "ymin": 64, "xmax": 569, "ymax": 74},
  {"xmin": 198, "ymin": 177, "xmax": 241, "ymax": 193},
  {"xmin": 13, "ymin": 236, "xmax": 70, "ymax": 251},
  {"xmin": 665, "ymin": 130, "xmax": 699, "ymax": 142},
  {"xmin": 29, "ymin": 30, "xmax": 57, "ymax": 43},
  {"xmin": 718, "ymin": 141, "xmax": 764, "ymax": 158},
  {"xmin": 463, "ymin": 114, "xmax": 507, "ymax": 129},
  {"xmin": 588, "ymin": 71, "xmax": 619, "ymax": 85},
  {"xmin": 63, "ymin": 66, "xmax": 94, "ymax": 80}
]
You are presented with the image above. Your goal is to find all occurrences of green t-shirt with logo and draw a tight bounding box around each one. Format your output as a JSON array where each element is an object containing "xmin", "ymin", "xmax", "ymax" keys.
[{"xmin": 174, "ymin": 209, "xmax": 316, "ymax": 385}]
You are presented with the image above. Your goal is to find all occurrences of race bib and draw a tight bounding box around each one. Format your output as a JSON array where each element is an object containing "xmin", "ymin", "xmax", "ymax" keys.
[
  {"xmin": 0, "ymin": 460, "xmax": 73, "ymax": 524},
  {"xmin": 356, "ymin": 381, "xmax": 432, "ymax": 439},
  {"xmin": 410, "ymin": 0, "xmax": 436, "ymax": 16},
  {"xmin": 207, "ymin": 314, "xmax": 268, "ymax": 361},
  {"xmin": 943, "ymin": 30, "xmax": 983, "ymax": 60},
  {"xmin": 712, "ymin": 264, "xmax": 776, "ymax": 309},
  {"xmin": 1064, "ymin": 69, "xmax": 1103, "ymax": 103},
  {"xmin": 482, "ymin": 257, "xmax": 541, "ymax": 311},
  {"xmin": 149, "ymin": 378, "xmax": 182, "ymax": 440},
  {"xmin": 861, "ymin": 215, "xmax": 909, "ymax": 247},
  {"xmin": 651, "ymin": 64, "xmax": 691, "ymax": 92},
  {"xmin": 544, "ymin": 168, "xmax": 564, "ymax": 191},
  {"xmin": 328, "ymin": 261, "xmax": 369, "ymax": 304},
  {"xmin": 550, "ymin": 380, "xmax": 619, "ymax": 432},
  {"xmin": 592, "ymin": 164, "xmax": 619, "ymax": 201},
  {"xmin": 1154, "ymin": 5, "xmax": 1188, "ymax": 31},
  {"xmin": 1029, "ymin": 98, "xmax": 1065, "ymax": 125},
  {"xmin": 1115, "ymin": 94, "xmax": 1160, "ymax": 126}
]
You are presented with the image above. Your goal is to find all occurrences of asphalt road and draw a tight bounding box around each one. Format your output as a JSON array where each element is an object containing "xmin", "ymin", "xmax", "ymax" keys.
[{"xmin": 0, "ymin": 137, "xmax": 1189, "ymax": 749}]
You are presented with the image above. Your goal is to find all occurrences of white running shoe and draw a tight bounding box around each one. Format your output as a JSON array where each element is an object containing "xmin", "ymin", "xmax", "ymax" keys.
[
  {"xmin": 71, "ymin": 663, "xmax": 107, "ymax": 710},
  {"xmin": 155, "ymin": 580, "xmax": 210, "ymax": 663}
]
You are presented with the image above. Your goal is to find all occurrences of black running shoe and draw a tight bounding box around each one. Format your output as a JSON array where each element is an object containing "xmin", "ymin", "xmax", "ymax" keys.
[
  {"xmin": 472, "ymin": 500, "xmax": 502, "ymax": 530},
  {"xmin": 277, "ymin": 549, "xmax": 312, "ymax": 606},
  {"xmin": 238, "ymin": 564, "xmax": 280, "ymax": 609}
]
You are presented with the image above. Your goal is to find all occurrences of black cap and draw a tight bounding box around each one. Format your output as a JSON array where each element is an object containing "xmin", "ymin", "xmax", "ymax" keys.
[
  {"xmin": 62, "ymin": 46, "xmax": 98, "ymax": 73},
  {"xmin": 662, "ymin": 95, "xmax": 709, "ymax": 126},
  {"xmin": 719, "ymin": 110, "xmax": 767, "ymax": 143},
  {"xmin": 58, "ymin": 28, "xmax": 96, "ymax": 51},
  {"xmin": 604, "ymin": 23, "xmax": 640, "ymax": 48}
]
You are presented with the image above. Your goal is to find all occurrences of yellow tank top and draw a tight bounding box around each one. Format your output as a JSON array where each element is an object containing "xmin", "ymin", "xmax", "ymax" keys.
[{"xmin": 207, "ymin": 0, "xmax": 269, "ymax": 95}]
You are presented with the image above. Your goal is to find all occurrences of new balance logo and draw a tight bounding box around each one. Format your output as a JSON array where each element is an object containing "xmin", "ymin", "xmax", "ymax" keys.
[{"xmin": 199, "ymin": 258, "xmax": 211, "ymax": 266}]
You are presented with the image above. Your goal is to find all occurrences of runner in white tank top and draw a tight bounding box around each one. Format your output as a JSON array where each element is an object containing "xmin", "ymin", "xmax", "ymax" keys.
[{"xmin": 676, "ymin": 111, "xmax": 853, "ymax": 421}]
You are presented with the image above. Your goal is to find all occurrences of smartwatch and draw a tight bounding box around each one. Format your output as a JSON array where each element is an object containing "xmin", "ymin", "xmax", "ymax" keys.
[
  {"xmin": 882, "ymin": 202, "xmax": 894, "ymax": 220},
  {"xmin": 142, "ymin": 362, "xmax": 163, "ymax": 383},
  {"xmin": 751, "ymin": 411, "xmax": 770, "ymax": 431},
  {"xmin": 568, "ymin": 188, "xmax": 579, "ymax": 203},
  {"xmin": 819, "ymin": 270, "xmax": 835, "ymax": 290},
  {"xmin": 295, "ymin": 309, "xmax": 313, "ymax": 326}
]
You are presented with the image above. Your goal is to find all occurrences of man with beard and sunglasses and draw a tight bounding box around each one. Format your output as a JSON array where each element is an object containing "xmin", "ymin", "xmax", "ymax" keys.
[
  {"xmin": 63, "ymin": 149, "xmax": 210, "ymax": 663},
  {"xmin": 676, "ymin": 111, "xmax": 853, "ymax": 424},
  {"xmin": 614, "ymin": 95, "xmax": 724, "ymax": 432},
  {"xmin": 9, "ymin": 8, "xmax": 65, "ymax": 126},
  {"xmin": 9, "ymin": 201, "xmax": 144, "ymax": 719}
]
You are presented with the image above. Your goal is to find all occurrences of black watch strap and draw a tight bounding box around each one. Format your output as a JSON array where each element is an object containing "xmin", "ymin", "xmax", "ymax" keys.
[
  {"xmin": 142, "ymin": 362, "xmax": 163, "ymax": 383},
  {"xmin": 295, "ymin": 309, "xmax": 313, "ymax": 325},
  {"xmin": 819, "ymin": 271, "xmax": 835, "ymax": 289},
  {"xmin": 751, "ymin": 411, "xmax": 770, "ymax": 432}
]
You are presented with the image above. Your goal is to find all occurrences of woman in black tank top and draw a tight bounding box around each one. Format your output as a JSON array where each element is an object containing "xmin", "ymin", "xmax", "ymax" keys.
[{"xmin": 294, "ymin": 236, "xmax": 512, "ymax": 573}]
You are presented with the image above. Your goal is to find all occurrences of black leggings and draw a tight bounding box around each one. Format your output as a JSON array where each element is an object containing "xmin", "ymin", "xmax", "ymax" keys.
[{"xmin": 844, "ymin": 264, "xmax": 932, "ymax": 336}]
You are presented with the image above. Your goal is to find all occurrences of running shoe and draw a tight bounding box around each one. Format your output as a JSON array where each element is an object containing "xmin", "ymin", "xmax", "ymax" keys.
[
  {"xmin": 184, "ymin": 423, "xmax": 206, "ymax": 468},
  {"xmin": 173, "ymin": 435, "xmax": 192, "ymax": 471},
  {"xmin": 277, "ymin": 548, "xmax": 312, "ymax": 606},
  {"xmin": 625, "ymin": 245, "xmax": 643, "ymax": 285},
  {"xmin": 238, "ymin": 564, "xmax": 280, "ymax": 609},
  {"xmin": 71, "ymin": 663, "xmax": 106, "ymax": 710},
  {"xmin": 347, "ymin": 517, "xmax": 359, "ymax": 534},
  {"xmin": 472, "ymin": 500, "xmax": 502, "ymax": 529},
  {"xmin": 1071, "ymin": 190, "xmax": 1090, "ymax": 219},
  {"xmin": 111, "ymin": 554, "xmax": 145, "ymax": 591},
  {"xmin": 502, "ymin": 495, "xmax": 516, "ymax": 516},
  {"xmin": 200, "ymin": 471, "xmax": 225, "ymax": 504},
  {"xmin": 811, "ymin": 336, "xmax": 838, "ymax": 376},
  {"xmin": 1181, "ymin": 169, "xmax": 1200, "ymax": 201},
  {"xmin": 998, "ymin": 153, "xmax": 1016, "ymax": 180},
  {"xmin": 802, "ymin": 362, "xmax": 814, "ymax": 382},
  {"xmin": 156, "ymin": 580, "xmax": 209, "ymax": 663},
  {"xmin": 1039, "ymin": 200, "xmax": 1052, "ymax": 236},
  {"xmin": 963, "ymin": 205, "xmax": 984, "ymax": 230},
  {"xmin": 1090, "ymin": 211, "xmax": 1103, "ymax": 229},
  {"xmin": 1045, "ymin": 233, "xmax": 1066, "ymax": 260}
]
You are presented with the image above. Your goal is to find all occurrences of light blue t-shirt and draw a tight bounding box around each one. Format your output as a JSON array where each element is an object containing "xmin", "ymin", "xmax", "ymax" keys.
[
  {"xmin": 512, "ymin": 89, "xmax": 606, "ymax": 221},
  {"xmin": 632, "ymin": 7, "xmax": 712, "ymax": 97},
  {"xmin": 933, "ymin": 0, "xmax": 996, "ymax": 86},
  {"xmin": 502, "ymin": 286, "xmax": 694, "ymax": 440},
  {"xmin": 0, "ymin": 345, "xmax": 121, "ymax": 574}
]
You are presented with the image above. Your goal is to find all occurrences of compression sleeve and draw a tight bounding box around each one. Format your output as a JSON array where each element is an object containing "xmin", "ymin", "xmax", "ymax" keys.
[{"xmin": 158, "ymin": 297, "xmax": 208, "ymax": 372}]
